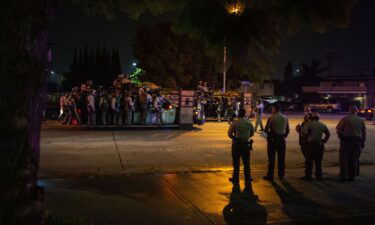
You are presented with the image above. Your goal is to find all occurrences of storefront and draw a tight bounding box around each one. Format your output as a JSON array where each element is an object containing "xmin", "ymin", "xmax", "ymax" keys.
[{"xmin": 303, "ymin": 78, "xmax": 375, "ymax": 110}]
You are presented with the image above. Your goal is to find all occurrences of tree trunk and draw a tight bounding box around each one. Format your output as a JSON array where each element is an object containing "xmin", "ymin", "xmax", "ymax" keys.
[{"xmin": 0, "ymin": 1, "xmax": 60, "ymax": 225}]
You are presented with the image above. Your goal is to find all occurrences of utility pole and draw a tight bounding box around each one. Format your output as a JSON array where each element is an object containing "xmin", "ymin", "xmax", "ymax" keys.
[{"xmin": 223, "ymin": 43, "xmax": 227, "ymax": 93}]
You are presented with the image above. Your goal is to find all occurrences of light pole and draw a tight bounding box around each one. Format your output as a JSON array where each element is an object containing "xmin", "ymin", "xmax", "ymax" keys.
[
  {"xmin": 223, "ymin": 0, "xmax": 244, "ymax": 94},
  {"xmin": 223, "ymin": 43, "xmax": 227, "ymax": 93}
]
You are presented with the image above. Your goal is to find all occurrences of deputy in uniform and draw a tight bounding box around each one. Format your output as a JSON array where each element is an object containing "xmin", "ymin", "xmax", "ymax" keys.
[
  {"xmin": 301, "ymin": 112, "xmax": 330, "ymax": 181},
  {"xmin": 336, "ymin": 105, "xmax": 366, "ymax": 182},
  {"xmin": 296, "ymin": 105, "xmax": 313, "ymax": 170},
  {"xmin": 228, "ymin": 108, "xmax": 254, "ymax": 186},
  {"xmin": 263, "ymin": 104, "xmax": 290, "ymax": 180}
]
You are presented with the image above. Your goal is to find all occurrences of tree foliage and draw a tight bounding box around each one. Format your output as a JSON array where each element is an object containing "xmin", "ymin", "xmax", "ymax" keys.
[
  {"xmin": 72, "ymin": 0, "xmax": 184, "ymax": 20},
  {"xmin": 75, "ymin": 0, "xmax": 354, "ymax": 80},
  {"xmin": 298, "ymin": 59, "xmax": 329, "ymax": 83},
  {"xmin": 64, "ymin": 43, "xmax": 122, "ymax": 89},
  {"xmin": 133, "ymin": 23, "xmax": 219, "ymax": 89}
]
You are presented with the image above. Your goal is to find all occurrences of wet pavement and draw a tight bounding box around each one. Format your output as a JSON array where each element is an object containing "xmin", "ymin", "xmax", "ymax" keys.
[
  {"xmin": 42, "ymin": 166, "xmax": 375, "ymax": 225},
  {"xmin": 40, "ymin": 114, "xmax": 375, "ymax": 224}
]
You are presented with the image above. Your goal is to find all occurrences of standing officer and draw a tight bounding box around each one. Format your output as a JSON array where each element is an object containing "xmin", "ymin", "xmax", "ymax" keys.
[
  {"xmin": 228, "ymin": 108, "xmax": 254, "ymax": 186},
  {"xmin": 263, "ymin": 104, "xmax": 290, "ymax": 181},
  {"xmin": 296, "ymin": 105, "xmax": 313, "ymax": 169},
  {"xmin": 336, "ymin": 105, "xmax": 366, "ymax": 182},
  {"xmin": 301, "ymin": 112, "xmax": 330, "ymax": 181},
  {"xmin": 254, "ymin": 99, "xmax": 265, "ymax": 132}
]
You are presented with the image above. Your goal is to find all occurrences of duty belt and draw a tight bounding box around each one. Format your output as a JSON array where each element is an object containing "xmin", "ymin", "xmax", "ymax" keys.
[
  {"xmin": 234, "ymin": 138, "xmax": 249, "ymax": 143},
  {"xmin": 340, "ymin": 136, "xmax": 362, "ymax": 142}
]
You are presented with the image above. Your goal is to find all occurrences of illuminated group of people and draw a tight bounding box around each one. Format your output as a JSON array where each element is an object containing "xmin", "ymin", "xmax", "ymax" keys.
[
  {"xmin": 228, "ymin": 103, "xmax": 366, "ymax": 187},
  {"xmin": 57, "ymin": 74, "xmax": 170, "ymax": 126},
  {"xmin": 196, "ymin": 81, "xmax": 242, "ymax": 123}
]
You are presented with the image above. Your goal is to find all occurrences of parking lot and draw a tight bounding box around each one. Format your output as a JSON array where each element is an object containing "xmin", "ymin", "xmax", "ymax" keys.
[{"xmin": 40, "ymin": 112, "xmax": 375, "ymax": 178}]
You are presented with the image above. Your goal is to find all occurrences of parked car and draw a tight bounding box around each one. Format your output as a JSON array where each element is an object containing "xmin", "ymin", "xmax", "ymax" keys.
[
  {"xmin": 358, "ymin": 107, "xmax": 374, "ymax": 120},
  {"xmin": 260, "ymin": 96, "xmax": 277, "ymax": 104},
  {"xmin": 307, "ymin": 99, "xmax": 341, "ymax": 113}
]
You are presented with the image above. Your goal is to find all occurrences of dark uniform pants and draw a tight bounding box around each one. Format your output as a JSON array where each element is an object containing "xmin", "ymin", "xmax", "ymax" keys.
[
  {"xmin": 231, "ymin": 142, "xmax": 251, "ymax": 182},
  {"xmin": 340, "ymin": 141, "xmax": 361, "ymax": 180},
  {"xmin": 305, "ymin": 142, "xmax": 324, "ymax": 178},
  {"xmin": 267, "ymin": 135, "xmax": 286, "ymax": 178}
]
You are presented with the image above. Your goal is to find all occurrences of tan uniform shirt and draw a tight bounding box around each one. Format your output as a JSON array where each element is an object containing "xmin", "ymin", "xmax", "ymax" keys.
[
  {"xmin": 336, "ymin": 114, "xmax": 366, "ymax": 139},
  {"xmin": 228, "ymin": 118, "xmax": 254, "ymax": 140},
  {"xmin": 302, "ymin": 120, "xmax": 330, "ymax": 143},
  {"xmin": 265, "ymin": 112, "xmax": 290, "ymax": 137}
]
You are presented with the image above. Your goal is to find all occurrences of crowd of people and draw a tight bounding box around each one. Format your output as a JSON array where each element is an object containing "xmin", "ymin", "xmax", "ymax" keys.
[
  {"xmin": 57, "ymin": 74, "xmax": 172, "ymax": 126},
  {"xmin": 228, "ymin": 104, "xmax": 366, "ymax": 187},
  {"xmin": 196, "ymin": 81, "xmax": 242, "ymax": 123}
]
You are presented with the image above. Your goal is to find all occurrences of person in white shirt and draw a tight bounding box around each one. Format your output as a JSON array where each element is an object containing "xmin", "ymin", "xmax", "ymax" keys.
[
  {"xmin": 87, "ymin": 90, "xmax": 96, "ymax": 125},
  {"xmin": 58, "ymin": 93, "xmax": 68, "ymax": 122},
  {"xmin": 154, "ymin": 94, "xmax": 163, "ymax": 125},
  {"xmin": 125, "ymin": 93, "xmax": 134, "ymax": 125},
  {"xmin": 254, "ymin": 99, "xmax": 265, "ymax": 132}
]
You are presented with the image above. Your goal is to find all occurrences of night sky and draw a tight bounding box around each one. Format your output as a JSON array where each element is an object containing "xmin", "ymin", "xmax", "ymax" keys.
[{"xmin": 48, "ymin": 0, "xmax": 375, "ymax": 79}]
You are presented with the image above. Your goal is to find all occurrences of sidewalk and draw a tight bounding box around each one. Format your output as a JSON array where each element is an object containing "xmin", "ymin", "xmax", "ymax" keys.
[{"xmin": 41, "ymin": 166, "xmax": 375, "ymax": 225}]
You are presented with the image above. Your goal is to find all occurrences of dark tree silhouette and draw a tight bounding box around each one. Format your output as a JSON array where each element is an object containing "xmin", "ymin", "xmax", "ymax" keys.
[
  {"xmin": 298, "ymin": 59, "xmax": 329, "ymax": 85},
  {"xmin": 64, "ymin": 44, "xmax": 122, "ymax": 89},
  {"xmin": 133, "ymin": 23, "xmax": 219, "ymax": 89},
  {"xmin": 283, "ymin": 61, "xmax": 294, "ymax": 97}
]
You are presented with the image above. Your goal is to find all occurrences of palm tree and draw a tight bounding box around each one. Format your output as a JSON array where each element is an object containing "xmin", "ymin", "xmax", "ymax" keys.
[{"xmin": 298, "ymin": 59, "xmax": 329, "ymax": 86}]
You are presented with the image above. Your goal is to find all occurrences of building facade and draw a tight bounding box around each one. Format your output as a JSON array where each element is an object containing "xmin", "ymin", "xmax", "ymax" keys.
[
  {"xmin": 238, "ymin": 81, "xmax": 274, "ymax": 97},
  {"xmin": 303, "ymin": 76, "xmax": 375, "ymax": 109}
]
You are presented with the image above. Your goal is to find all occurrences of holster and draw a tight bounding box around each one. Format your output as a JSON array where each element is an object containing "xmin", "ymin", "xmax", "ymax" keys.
[{"xmin": 233, "ymin": 138, "xmax": 253, "ymax": 151}]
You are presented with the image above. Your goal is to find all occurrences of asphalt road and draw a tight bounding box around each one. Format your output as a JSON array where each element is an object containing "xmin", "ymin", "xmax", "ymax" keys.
[
  {"xmin": 40, "ymin": 113, "xmax": 375, "ymax": 225},
  {"xmin": 40, "ymin": 113, "xmax": 375, "ymax": 178}
]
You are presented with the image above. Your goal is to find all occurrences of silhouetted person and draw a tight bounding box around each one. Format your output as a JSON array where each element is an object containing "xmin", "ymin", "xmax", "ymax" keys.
[
  {"xmin": 254, "ymin": 99, "xmax": 265, "ymax": 132},
  {"xmin": 336, "ymin": 105, "xmax": 366, "ymax": 182},
  {"xmin": 296, "ymin": 105, "xmax": 313, "ymax": 164},
  {"xmin": 228, "ymin": 109, "xmax": 254, "ymax": 186},
  {"xmin": 264, "ymin": 104, "xmax": 290, "ymax": 181},
  {"xmin": 301, "ymin": 112, "xmax": 330, "ymax": 181}
]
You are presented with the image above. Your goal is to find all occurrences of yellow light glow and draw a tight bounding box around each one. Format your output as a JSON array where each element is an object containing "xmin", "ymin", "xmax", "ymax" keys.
[{"xmin": 226, "ymin": 1, "xmax": 244, "ymax": 15}]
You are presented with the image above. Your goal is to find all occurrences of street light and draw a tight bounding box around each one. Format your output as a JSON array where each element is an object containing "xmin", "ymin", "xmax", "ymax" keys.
[
  {"xmin": 132, "ymin": 62, "xmax": 137, "ymax": 67},
  {"xmin": 223, "ymin": 0, "xmax": 244, "ymax": 93},
  {"xmin": 226, "ymin": 0, "xmax": 245, "ymax": 15}
]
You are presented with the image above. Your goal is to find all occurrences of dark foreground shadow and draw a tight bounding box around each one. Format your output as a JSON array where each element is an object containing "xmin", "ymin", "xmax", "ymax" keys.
[
  {"xmin": 271, "ymin": 181, "xmax": 332, "ymax": 224},
  {"xmin": 223, "ymin": 183, "xmax": 267, "ymax": 225}
]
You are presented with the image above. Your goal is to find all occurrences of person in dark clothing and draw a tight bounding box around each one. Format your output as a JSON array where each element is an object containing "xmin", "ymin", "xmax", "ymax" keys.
[
  {"xmin": 228, "ymin": 109, "xmax": 255, "ymax": 186},
  {"xmin": 336, "ymin": 105, "xmax": 366, "ymax": 182},
  {"xmin": 263, "ymin": 104, "xmax": 290, "ymax": 181},
  {"xmin": 300, "ymin": 113, "xmax": 330, "ymax": 181}
]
